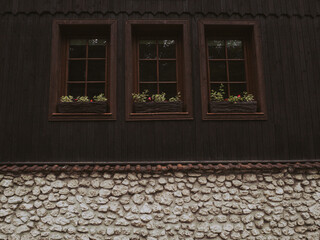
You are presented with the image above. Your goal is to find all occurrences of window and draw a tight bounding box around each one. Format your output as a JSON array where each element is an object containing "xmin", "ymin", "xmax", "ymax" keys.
[
  {"xmin": 125, "ymin": 20, "xmax": 193, "ymax": 121},
  {"xmin": 198, "ymin": 20, "xmax": 267, "ymax": 120},
  {"xmin": 48, "ymin": 20, "xmax": 117, "ymax": 121}
]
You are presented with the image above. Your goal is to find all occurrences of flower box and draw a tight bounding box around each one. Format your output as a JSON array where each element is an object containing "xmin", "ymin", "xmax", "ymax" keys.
[
  {"xmin": 57, "ymin": 102, "xmax": 108, "ymax": 113},
  {"xmin": 133, "ymin": 101, "xmax": 183, "ymax": 113},
  {"xmin": 209, "ymin": 101, "xmax": 257, "ymax": 113}
]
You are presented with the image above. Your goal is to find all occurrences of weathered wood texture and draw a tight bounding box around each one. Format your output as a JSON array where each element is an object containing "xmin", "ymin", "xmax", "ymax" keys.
[{"xmin": 0, "ymin": 0, "xmax": 319, "ymax": 163}]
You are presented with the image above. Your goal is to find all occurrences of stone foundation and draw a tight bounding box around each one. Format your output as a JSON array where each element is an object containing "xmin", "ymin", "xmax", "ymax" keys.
[{"xmin": 0, "ymin": 168, "xmax": 320, "ymax": 240}]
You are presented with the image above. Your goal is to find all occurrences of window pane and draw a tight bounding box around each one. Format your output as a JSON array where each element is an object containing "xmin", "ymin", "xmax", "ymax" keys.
[
  {"xmin": 139, "ymin": 61, "xmax": 157, "ymax": 82},
  {"xmin": 68, "ymin": 83, "xmax": 85, "ymax": 97},
  {"xmin": 140, "ymin": 83, "xmax": 157, "ymax": 95},
  {"xmin": 159, "ymin": 83, "xmax": 177, "ymax": 99},
  {"xmin": 88, "ymin": 39, "xmax": 106, "ymax": 58},
  {"xmin": 229, "ymin": 61, "xmax": 246, "ymax": 82},
  {"xmin": 230, "ymin": 83, "xmax": 247, "ymax": 96},
  {"xmin": 211, "ymin": 83, "xmax": 228, "ymax": 99},
  {"xmin": 208, "ymin": 40, "xmax": 225, "ymax": 59},
  {"xmin": 159, "ymin": 61, "xmax": 176, "ymax": 82},
  {"xmin": 159, "ymin": 40, "xmax": 176, "ymax": 59},
  {"xmin": 88, "ymin": 60, "xmax": 105, "ymax": 81},
  {"xmin": 69, "ymin": 39, "xmax": 86, "ymax": 58},
  {"xmin": 87, "ymin": 83, "xmax": 105, "ymax": 99},
  {"xmin": 68, "ymin": 60, "xmax": 86, "ymax": 81},
  {"xmin": 139, "ymin": 40, "xmax": 156, "ymax": 59},
  {"xmin": 227, "ymin": 40, "xmax": 244, "ymax": 59},
  {"xmin": 209, "ymin": 61, "xmax": 227, "ymax": 82}
]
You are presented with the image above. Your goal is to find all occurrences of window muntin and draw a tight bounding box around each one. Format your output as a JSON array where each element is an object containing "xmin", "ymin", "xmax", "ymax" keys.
[
  {"xmin": 67, "ymin": 38, "xmax": 107, "ymax": 98},
  {"xmin": 138, "ymin": 39, "xmax": 178, "ymax": 99},
  {"xmin": 208, "ymin": 39, "xmax": 247, "ymax": 99}
]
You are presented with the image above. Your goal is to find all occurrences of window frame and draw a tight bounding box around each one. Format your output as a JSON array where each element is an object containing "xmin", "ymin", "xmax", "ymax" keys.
[
  {"xmin": 125, "ymin": 19, "xmax": 193, "ymax": 121},
  {"xmin": 48, "ymin": 19, "xmax": 117, "ymax": 121},
  {"xmin": 198, "ymin": 20, "xmax": 267, "ymax": 120}
]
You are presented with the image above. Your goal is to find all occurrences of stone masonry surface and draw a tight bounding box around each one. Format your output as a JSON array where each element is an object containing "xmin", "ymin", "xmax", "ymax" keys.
[{"xmin": 0, "ymin": 168, "xmax": 319, "ymax": 240}]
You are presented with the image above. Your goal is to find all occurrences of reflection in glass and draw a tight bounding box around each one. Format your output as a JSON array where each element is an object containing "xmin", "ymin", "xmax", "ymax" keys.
[
  {"xmin": 227, "ymin": 40, "xmax": 243, "ymax": 59},
  {"xmin": 140, "ymin": 83, "xmax": 157, "ymax": 95},
  {"xmin": 139, "ymin": 40, "xmax": 157, "ymax": 59},
  {"xmin": 229, "ymin": 61, "xmax": 245, "ymax": 82},
  {"xmin": 208, "ymin": 40, "xmax": 225, "ymax": 59},
  {"xmin": 68, "ymin": 60, "xmax": 86, "ymax": 81},
  {"xmin": 230, "ymin": 83, "xmax": 246, "ymax": 96},
  {"xmin": 69, "ymin": 39, "xmax": 86, "ymax": 58},
  {"xmin": 139, "ymin": 61, "xmax": 157, "ymax": 82},
  {"xmin": 68, "ymin": 83, "xmax": 85, "ymax": 97},
  {"xmin": 159, "ymin": 40, "xmax": 176, "ymax": 59},
  {"xmin": 159, "ymin": 83, "xmax": 177, "ymax": 99},
  {"xmin": 88, "ymin": 39, "xmax": 106, "ymax": 58},
  {"xmin": 209, "ymin": 61, "xmax": 227, "ymax": 82},
  {"xmin": 87, "ymin": 83, "xmax": 105, "ymax": 98},
  {"xmin": 159, "ymin": 61, "xmax": 176, "ymax": 81},
  {"xmin": 88, "ymin": 60, "xmax": 105, "ymax": 81}
]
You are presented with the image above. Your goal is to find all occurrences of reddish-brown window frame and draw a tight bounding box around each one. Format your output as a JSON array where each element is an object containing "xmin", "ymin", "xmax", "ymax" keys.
[
  {"xmin": 125, "ymin": 20, "xmax": 193, "ymax": 121},
  {"xmin": 198, "ymin": 20, "xmax": 267, "ymax": 120},
  {"xmin": 48, "ymin": 19, "xmax": 117, "ymax": 121}
]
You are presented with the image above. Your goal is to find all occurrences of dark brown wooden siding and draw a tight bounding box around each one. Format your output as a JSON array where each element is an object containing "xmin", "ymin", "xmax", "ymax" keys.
[{"xmin": 0, "ymin": 0, "xmax": 319, "ymax": 163}]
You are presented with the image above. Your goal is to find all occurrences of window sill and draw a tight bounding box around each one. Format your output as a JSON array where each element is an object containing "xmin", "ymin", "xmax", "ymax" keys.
[
  {"xmin": 203, "ymin": 112, "xmax": 266, "ymax": 121},
  {"xmin": 49, "ymin": 113, "xmax": 115, "ymax": 121},
  {"xmin": 127, "ymin": 112, "xmax": 193, "ymax": 121}
]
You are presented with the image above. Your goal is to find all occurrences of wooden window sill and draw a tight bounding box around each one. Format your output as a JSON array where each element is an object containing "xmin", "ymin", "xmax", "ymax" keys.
[
  {"xmin": 204, "ymin": 112, "xmax": 266, "ymax": 121},
  {"xmin": 127, "ymin": 112, "xmax": 193, "ymax": 121},
  {"xmin": 49, "ymin": 113, "xmax": 115, "ymax": 121}
]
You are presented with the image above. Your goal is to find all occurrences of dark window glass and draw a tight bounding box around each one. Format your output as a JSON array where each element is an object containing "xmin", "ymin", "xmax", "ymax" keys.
[
  {"xmin": 69, "ymin": 39, "xmax": 86, "ymax": 58},
  {"xmin": 68, "ymin": 83, "xmax": 85, "ymax": 97},
  {"xmin": 159, "ymin": 61, "xmax": 176, "ymax": 81},
  {"xmin": 87, "ymin": 83, "xmax": 105, "ymax": 98},
  {"xmin": 226, "ymin": 40, "xmax": 243, "ymax": 59},
  {"xmin": 88, "ymin": 39, "xmax": 106, "ymax": 58},
  {"xmin": 209, "ymin": 61, "xmax": 227, "ymax": 82},
  {"xmin": 139, "ymin": 61, "xmax": 157, "ymax": 82},
  {"xmin": 230, "ymin": 83, "xmax": 246, "ymax": 96},
  {"xmin": 139, "ymin": 40, "xmax": 157, "ymax": 59},
  {"xmin": 229, "ymin": 61, "xmax": 246, "ymax": 82},
  {"xmin": 159, "ymin": 40, "xmax": 176, "ymax": 59},
  {"xmin": 88, "ymin": 60, "xmax": 105, "ymax": 81},
  {"xmin": 140, "ymin": 83, "xmax": 157, "ymax": 95},
  {"xmin": 208, "ymin": 40, "xmax": 225, "ymax": 59},
  {"xmin": 159, "ymin": 83, "xmax": 177, "ymax": 99},
  {"xmin": 68, "ymin": 60, "xmax": 86, "ymax": 81}
]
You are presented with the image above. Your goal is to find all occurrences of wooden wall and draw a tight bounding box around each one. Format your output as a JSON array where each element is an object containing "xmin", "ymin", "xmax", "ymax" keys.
[{"xmin": 0, "ymin": 0, "xmax": 319, "ymax": 163}]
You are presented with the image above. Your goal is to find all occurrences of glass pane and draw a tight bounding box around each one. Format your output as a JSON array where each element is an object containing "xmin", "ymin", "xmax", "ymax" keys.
[
  {"xmin": 208, "ymin": 40, "xmax": 225, "ymax": 59},
  {"xmin": 139, "ymin": 61, "xmax": 157, "ymax": 82},
  {"xmin": 69, "ymin": 39, "xmax": 86, "ymax": 58},
  {"xmin": 140, "ymin": 83, "xmax": 157, "ymax": 96},
  {"xmin": 230, "ymin": 83, "xmax": 247, "ymax": 96},
  {"xmin": 209, "ymin": 61, "xmax": 227, "ymax": 82},
  {"xmin": 139, "ymin": 40, "xmax": 156, "ymax": 59},
  {"xmin": 88, "ymin": 39, "xmax": 106, "ymax": 58},
  {"xmin": 227, "ymin": 40, "xmax": 244, "ymax": 59},
  {"xmin": 68, "ymin": 60, "xmax": 86, "ymax": 81},
  {"xmin": 229, "ymin": 61, "xmax": 246, "ymax": 82},
  {"xmin": 159, "ymin": 83, "xmax": 177, "ymax": 99},
  {"xmin": 159, "ymin": 40, "xmax": 176, "ymax": 59},
  {"xmin": 68, "ymin": 83, "xmax": 85, "ymax": 97},
  {"xmin": 211, "ymin": 83, "xmax": 228, "ymax": 99},
  {"xmin": 159, "ymin": 61, "xmax": 176, "ymax": 81},
  {"xmin": 87, "ymin": 83, "xmax": 105, "ymax": 99},
  {"xmin": 88, "ymin": 60, "xmax": 105, "ymax": 81}
]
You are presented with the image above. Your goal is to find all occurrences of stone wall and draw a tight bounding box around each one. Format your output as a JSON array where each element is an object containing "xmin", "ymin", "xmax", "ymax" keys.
[{"xmin": 0, "ymin": 168, "xmax": 320, "ymax": 240}]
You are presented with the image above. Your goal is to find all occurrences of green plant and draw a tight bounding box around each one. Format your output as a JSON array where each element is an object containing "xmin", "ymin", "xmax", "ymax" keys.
[
  {"xmin": 241, "ymin": 91, "xmax": 254, "ymax": 102},
  {"xmin": 132, "ymin": 90, "xmax": 149, "ymax": 103},
  {"xmin": 76, "ymin": 96, "xmax": 90, "ymax": 102},
  {"xmin": 93, "ymin": 93, "xmax": 107, "ymax": 102},
  {"xmin": 169, "ymin": 92, "xmax": 181, "ymax": 102},
  {"xmin": 152, "ymin": 92, "xmax": 166, "ymax": 102},
  {"xmin": 210, "ymin": 84, "xmax": 225, "ymax": 102},
  {"xmin": 60, "ymin": 95, "xmax": 74, "ymax": 102}
]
